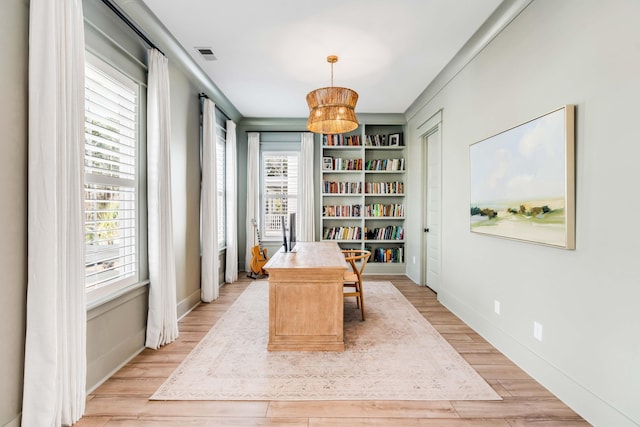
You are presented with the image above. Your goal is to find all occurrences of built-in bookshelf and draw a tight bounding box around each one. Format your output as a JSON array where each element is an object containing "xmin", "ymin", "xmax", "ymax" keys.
[{"xmin": 320, "ymin": 123, "xmax": 405, "ymax": 274}]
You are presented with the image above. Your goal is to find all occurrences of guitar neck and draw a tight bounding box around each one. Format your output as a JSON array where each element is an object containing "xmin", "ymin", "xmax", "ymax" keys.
[{"xmin": 255, "ymin": 225, "xmax": 265, "ymax": 251}]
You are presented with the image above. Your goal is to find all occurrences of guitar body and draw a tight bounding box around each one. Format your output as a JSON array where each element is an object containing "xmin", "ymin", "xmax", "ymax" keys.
[
  {"xmin": 249, "ymin": 218, "xmax": 268, "ymax": 278},
  {"xmin": 250, "ymin": 245, "xmax": 268, "ymax": 275}
]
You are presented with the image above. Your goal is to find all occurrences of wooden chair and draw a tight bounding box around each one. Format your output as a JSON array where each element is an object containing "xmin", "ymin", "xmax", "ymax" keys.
[{"xmin": 341, "ymin": 249, "xmax": 371, "ymax": 321}]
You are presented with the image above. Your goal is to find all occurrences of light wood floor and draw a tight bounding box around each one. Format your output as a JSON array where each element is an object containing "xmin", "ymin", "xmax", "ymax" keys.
[{"xmin": 77, "ymin": 275, "xmax": 591, "ymax": 426}]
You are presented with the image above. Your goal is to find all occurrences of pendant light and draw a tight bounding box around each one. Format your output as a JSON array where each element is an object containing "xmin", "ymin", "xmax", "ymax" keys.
[{"xmin": 306, "ymin": 55, "xmax": 359, "ymax": 135}]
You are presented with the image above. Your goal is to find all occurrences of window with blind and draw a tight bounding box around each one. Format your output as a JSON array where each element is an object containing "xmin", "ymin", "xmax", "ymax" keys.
[
  {"xmin": 261, "ymin": 151, "xmax": 299, "ymax": 238},
  {"xmin": 84, "ymin": 56, "xmax": 139, "ymax": 292},
  {"xmin": 216, "ymin": 130, "xmax": 226, "ymax": 249}
]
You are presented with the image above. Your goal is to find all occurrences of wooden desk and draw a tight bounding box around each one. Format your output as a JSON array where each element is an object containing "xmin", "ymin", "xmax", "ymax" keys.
[{"xmin": 263, "ymin": 241, "xmax": 347, "ymax": 351}]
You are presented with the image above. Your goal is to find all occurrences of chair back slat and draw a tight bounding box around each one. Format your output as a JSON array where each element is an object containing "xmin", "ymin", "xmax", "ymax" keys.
[
  {"xmin": 342, "ymin": 249, "xmax": 370, "ymax": 276},
  {"xmin": 341, "ymin": 249, "xmax": 370, "ymax": 321}
]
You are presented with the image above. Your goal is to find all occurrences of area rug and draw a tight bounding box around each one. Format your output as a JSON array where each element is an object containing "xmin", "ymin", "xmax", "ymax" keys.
[{"xmin": 151, "ymin": 281, "xmax": 501, "ymax": 401}]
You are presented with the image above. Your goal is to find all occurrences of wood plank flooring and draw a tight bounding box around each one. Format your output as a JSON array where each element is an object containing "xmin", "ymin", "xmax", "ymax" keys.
[{"xmin": 77, "ymin": 275, "xmax": 591, "ymax": 426}]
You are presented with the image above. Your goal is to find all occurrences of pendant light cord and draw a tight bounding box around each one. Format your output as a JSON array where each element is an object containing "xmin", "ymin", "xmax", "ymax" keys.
[{"xmin": 330, "ymin": 61, "xmax": 334, "ymax": 87}]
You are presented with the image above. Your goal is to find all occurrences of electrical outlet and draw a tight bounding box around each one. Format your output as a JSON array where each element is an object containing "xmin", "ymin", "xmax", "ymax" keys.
[
  {"xmin": 494, "ymin": 300, "xmax": 501, "ymax": 315},
  {"xmin": 412, "ymin": 256, "xmax": 416, "ymax": 264},
  {"xmin": 533, "ymin": 321, "xmax": 543, "ymax": 341}
]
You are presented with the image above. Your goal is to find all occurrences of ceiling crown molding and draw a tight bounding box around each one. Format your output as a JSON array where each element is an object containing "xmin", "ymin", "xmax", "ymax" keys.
[
  {"xmin": 404, "ymin": 0, "xmax": 533, "ymax": 121},
  {"xmin": 112, "ymin": 0, "xmax": 242, "ymax": 122}
]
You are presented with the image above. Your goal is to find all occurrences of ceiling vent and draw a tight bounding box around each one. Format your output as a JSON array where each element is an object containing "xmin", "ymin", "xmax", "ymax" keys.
[{"xmin": 196, "ymin": 47, "xmax": 217, "ymax": 61}]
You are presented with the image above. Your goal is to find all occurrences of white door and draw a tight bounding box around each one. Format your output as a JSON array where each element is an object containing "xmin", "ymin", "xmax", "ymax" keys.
[{"xmin": 423, "ymin": 127, "xmax": 442, "ymax": 292}]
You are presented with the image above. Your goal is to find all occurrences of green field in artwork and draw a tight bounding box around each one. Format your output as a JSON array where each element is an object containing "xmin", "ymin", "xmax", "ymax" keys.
[{"xmin": 470, "ymin": 198, "xmax": 566, "ymax": 246}]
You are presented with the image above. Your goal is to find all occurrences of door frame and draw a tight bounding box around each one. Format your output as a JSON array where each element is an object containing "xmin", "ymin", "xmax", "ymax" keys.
[{"xmin": 418, "ymin": 110, "xmax": 442, "ymax": 289}]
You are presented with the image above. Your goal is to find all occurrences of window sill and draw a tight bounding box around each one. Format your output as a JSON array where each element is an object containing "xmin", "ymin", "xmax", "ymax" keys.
[{"xmin": 87, "ymin": 279, "xmax": 150, "ymax": 313}]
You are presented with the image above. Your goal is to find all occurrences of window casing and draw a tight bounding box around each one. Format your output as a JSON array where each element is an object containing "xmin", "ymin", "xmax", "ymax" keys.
[
  {"xmin": 261, "ymin": 151, "xmax": 299, "ymax": 239},
  {"xmin": 84, "ymin": 55, "xmax": 140, "ymax": 292}
]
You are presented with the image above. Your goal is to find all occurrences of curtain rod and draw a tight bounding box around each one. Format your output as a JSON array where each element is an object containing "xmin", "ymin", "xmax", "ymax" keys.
[
  {"xmin": 199, "ymin": 93, "xmax": 232, "ymax": 122},
  {"xmin": 101, "ymin": 0, "xmax": 165, "ymax": 56}
]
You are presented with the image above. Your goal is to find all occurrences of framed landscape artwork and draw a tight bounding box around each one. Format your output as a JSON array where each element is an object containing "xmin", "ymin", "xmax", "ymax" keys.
[{"xmin": 469, "ymin": 105, "xmax": 575, "ymax": 249}]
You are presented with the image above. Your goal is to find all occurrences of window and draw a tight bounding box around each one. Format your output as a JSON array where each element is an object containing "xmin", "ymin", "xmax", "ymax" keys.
[
  {"xmin": 84, "ymin": 56, "xmax": 139, "ymax": 292},
  {"xmin": 216, "ymin": 128, "xmax": 226, "ymax": 249},
  {"xmin": 261, "ymin": 151, "xmax": 299, "ymax": 238}
]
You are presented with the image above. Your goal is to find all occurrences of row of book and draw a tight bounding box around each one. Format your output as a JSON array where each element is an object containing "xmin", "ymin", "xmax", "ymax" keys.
[
  {"xmin": 364, "ymin": 203, "xmax": 404, "ymax": 218},
  {"xmin": 322, "ymin": 204, "xmax": 362, "ymax": 217},
  {"xmin": 365, "ymin": 246, "xmax": 404, "ymax": 263},
  {"xmin": 322, "ymin": 180, "xmax": 362, "ymax": 194},
  {"xmin": 328, "ymin": 157, "xmax": 363, "ymax": 171},
  {"xmin": 322, "ymin": 205, "xmax": 403, "ymax": 218},
  {"xmin": 323, "ymin": 134, "xmax": 361, "ymax": 146},
  {"xmin": 321, "ymin": 225, "xmax": 404, "ymax": 241},
  {"xmin": 322, "ymin": 133, "xmax": 403, "ymax": 147},
  {"xmin": 364, "ymin": 134, "xmax": 403, "ymax": 147},
  {"xmin": 364, "ymin": 158, "xmax": 405, "ymax": 171},
  {"xmin": 365, "ymin": 181, "xmax": 404, "ymax": 195},
  {"xmin": 365, "ymin": 225, "xmax": 404, "ymax": 241},
  {"xmin": 322, "ymin": 226, "xmax": 362, "ymax": 241}
]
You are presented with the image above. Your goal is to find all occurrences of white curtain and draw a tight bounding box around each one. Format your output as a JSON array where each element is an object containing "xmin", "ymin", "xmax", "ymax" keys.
[
  {"xmin": 225, "ymin": 120, "xmax": 239, "ymax": 282},
  {"xmin": 245, "ymin": 132, "xmax": 260, "ymax": 271},
  {"xmin": 201, "ymin": 99, "xmax": 219, "ymax": 302},
  {"xmin": 146, "ymin": 48, "xmax": 179, "ymax": 349},
  {"xmin": 299, "ymin": 132, "xmax": 316, "ymax": 241},
  {"xmin": 23, "ymin": 0, "xmax": 87, "ymax": 425}
]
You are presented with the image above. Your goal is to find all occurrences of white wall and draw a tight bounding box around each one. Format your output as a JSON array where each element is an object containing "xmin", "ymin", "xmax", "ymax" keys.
[{"xmin": 405, "ymin": 1, "xmax": 640, "ymax": 426}]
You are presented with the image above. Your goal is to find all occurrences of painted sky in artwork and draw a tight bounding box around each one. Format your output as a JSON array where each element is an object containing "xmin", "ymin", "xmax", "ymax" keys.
[{"xmin": 470, "ymin": 108, "xmax": 566, "ymax": 205}]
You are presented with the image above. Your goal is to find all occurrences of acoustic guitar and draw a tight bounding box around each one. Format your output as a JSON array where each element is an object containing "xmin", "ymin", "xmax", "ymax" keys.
[{"xmin": 249, "ymin": 218, "xmax": 268, "ymax": 278}]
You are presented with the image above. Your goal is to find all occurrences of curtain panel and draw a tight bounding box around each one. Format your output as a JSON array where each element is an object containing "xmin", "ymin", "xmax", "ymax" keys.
[
  {"xmin": 299, "ymin": 132, "xmax": 315, "ymax": 241},
  {"xmin": 145, "ymin": 48, "xmax": 179, "ymax": 349},
  {"xmin": 225, "ymin": 120, "xmax": 239, "ymax": 282},
  {"xmin": 201, "ymin": 99, "xmax": 219, "ymax": 301},
  {"xmin": 245, "ymin": 132, "xmax": 260, "ymax": 271},
  {"xmin": 23, "ymin": 0, "xmax": 87, "ymax": 424}
]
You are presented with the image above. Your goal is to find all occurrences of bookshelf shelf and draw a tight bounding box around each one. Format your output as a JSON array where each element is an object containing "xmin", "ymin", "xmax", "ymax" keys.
[
  {"xmin": 320, "ymin": 123, "xmax": 406, "ymax": 273},
  {"xmin": 323, "ymin": 146, "xmax": 362, "ymax": 150},
  {"xmin": 364, "ymin": 146, "xmax": 403, "ymax": 150},
  {"xmin": 322, "ymin": 217, "xmax": 362, "ymax": 221},
  {"xmin": 364, "ymin": 217, "xmax": 405, "ymax": 220}
]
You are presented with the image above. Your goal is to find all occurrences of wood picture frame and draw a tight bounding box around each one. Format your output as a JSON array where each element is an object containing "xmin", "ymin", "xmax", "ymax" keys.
[
  {"xmin": 469, "ymin": 105, "xmax": 575, "ymax": 249},
  {"xmin": 389, "ymin": 133, "xmax": 401, "ymax": 146}
]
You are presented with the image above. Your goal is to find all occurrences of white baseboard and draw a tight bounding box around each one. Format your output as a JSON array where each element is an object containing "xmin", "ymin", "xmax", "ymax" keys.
[
  {"xmin": 5, "ymin": 413, "xmax": 21, "ymax": 427},
  {"xmin": 177, "ymin": 288, "xmax": 203, "ymax": 319},
  {"xmin": 438, "ymin": 289, "xmax": 638, "ymax": 427},
  {"xmin": 405, "ymin": 270, "xmax": 421, "ymax": 285},
  {"xmin": 86, "ymin": 329, "xmax": 146, "ymax": 395}
]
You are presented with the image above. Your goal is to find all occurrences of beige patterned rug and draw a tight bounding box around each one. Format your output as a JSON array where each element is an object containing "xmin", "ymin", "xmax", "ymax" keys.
[{"xmin": 151, "ymin": 281, "xmax": 501, "ymax": 401}]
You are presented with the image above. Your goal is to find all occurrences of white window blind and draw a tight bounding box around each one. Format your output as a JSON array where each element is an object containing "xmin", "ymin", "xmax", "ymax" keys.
[
  {"xmin": 216, "ymin": 128, "xmax": 226, "ymax": 249},
  {"xmin": 84, "ymin": 58, "xmax": 138, "ymax": 292},
  {"xmin": 262, "ymin": 152, "xmax": 298, "ymax": 238}
]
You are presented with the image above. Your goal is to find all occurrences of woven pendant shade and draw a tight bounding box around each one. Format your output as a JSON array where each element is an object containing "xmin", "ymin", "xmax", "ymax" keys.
[
  {"xmin": 306, "ymin": 87, "xmax": 359, "ymax": 134},
  {"xmin": 306, "ymin": 56, "xmax": 359, "ymax": 134}
]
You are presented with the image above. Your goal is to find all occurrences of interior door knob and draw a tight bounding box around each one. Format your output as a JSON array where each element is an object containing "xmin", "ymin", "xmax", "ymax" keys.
[{"xmin": 424, "ymin": 228, "xmax": 429, "ymax": 232}]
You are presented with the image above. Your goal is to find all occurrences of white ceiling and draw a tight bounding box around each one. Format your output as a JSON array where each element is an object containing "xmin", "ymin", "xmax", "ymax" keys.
[{"xmin": 140, "ymin": 0, "xmax": 503, "ymax": 118}]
